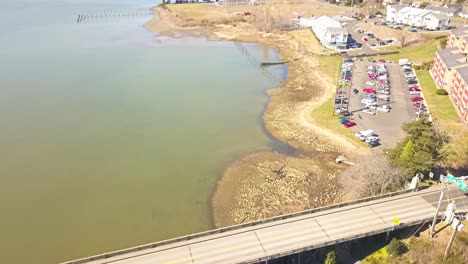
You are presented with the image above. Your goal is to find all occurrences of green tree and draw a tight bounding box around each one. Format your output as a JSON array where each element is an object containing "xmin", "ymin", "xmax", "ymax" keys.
[
  {"xmin": 400, "ymin": 139, "xmax": 414, "ymax": 161},
  {"xmin": 387, "ymin": 119, "xmax": 448, "ymax": 176},
  {"xmin": 387, "ymin": 238, "xmax": 401, "ymax": 256},
  {"xmin": 420, "ymin": 2, "xmax": 430, "ymax": 8},
  {"xmin": 325, "ymin": 250, "xmax": 337, "ymax": 264}
]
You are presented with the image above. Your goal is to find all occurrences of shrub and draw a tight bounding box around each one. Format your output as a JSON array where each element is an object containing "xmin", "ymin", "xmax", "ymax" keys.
[
  {"xmin": 325, "ymin": 250, "xmax": 337, "ymax": 264},
  {"xmin": 387, "ymin": 238, "xmax": 401, "ymax": 256},
  {"xmin": 436, "ymin": 89, "xmax": 449, "ymax": 95}
]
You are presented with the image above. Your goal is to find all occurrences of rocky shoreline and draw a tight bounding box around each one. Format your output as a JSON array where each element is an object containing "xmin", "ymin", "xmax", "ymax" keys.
[{"xmin": 145, "ymin": 5, "xmax": 366, "ymax": 228}]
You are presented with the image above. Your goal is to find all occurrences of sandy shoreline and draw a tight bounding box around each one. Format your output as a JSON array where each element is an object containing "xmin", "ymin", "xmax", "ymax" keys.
[{"xmin": 145, "ymin": 5, "xmax": 367, "ymax": 228}]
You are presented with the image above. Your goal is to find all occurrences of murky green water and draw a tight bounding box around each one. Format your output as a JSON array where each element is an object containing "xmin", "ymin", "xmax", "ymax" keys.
[{"xmin": 0, "ymin": 1, "xmax": 287, "ymax": 263}]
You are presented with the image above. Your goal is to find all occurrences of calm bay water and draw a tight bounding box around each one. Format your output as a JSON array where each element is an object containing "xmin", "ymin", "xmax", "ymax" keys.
[{"xmin": 0, "ymin": 1, "xmax": 287, "ymax": 263}]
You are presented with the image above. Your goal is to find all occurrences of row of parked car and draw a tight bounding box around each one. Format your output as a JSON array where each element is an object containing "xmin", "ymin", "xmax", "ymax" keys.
[
  {"xmin": 334, "ymin": 59, "xmax": 353, "ymax": 117},
  {"xmin": 355, "ymin": 129, "xmax": 380, "ymax": 148},
  {"xmin": 400, "ymin": 62, "xmax": 429, "ymax": 117},
  {"xmin": 358, "ymin": 63, "xmax": 392, "ymax": 115}
]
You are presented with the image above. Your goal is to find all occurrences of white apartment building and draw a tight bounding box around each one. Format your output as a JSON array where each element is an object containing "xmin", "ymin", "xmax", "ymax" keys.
[
  {"xmin": 386, "ymin": 5, "xmax": 451, "ymax": 30},
  {"xmin": 299, "ymin": 16, "xmax": 348, "ymax": 50}
]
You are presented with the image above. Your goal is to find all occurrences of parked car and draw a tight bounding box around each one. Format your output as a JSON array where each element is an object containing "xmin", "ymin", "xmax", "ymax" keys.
[
  {"xmin": 411, "ymin": 96, "xmax": 423, "ymax": 101},
  {"xmin": 409, "ymin": 87, "xmax": 421, "ymax": 92},
  {"xmin": 339, "ymin": 119, "xmax": 350, "ymax": 124},
  {"xmin": 377, "ymin": 105, "xmax": 390, "ymax": 112},
  {"xmin": 363, "ymin": 109, "xmax": 376, "ymax": 115},
  {"xmin": 409, "ymin": 91, "xmax": 421, "ymax": 95},
  {"xmin": 365, "ymin": 136, "xmax": 380, "ymax": 143},
  {"xmin": 407, "ymin": 80, "xmax": 418, "ymax": 85},
  {"xmin": 379, "ymin": 90, "xmax": 390, "ymax": 95},
  {"xmin": 366, "ymin": 81, "xmax": 376, "ymax": 86},
  {"xmin": 344, "ymin": 121, "xmax": 356, "ymax": 128},
  {"xmin": 368, "ymin": 140, "xmax": 380, "ymax": 148}
]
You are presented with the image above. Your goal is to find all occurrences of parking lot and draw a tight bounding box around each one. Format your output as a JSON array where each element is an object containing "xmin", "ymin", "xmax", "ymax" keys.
[{"xmin": 345, "ymin": 59, "xmax": 414, "ymax": 149}]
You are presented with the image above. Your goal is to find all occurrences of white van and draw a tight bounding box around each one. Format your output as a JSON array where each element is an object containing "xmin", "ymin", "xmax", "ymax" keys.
[
  {"xmin": 355, "ymin": 129, "xmax": 375, "ymax": 141},
  {"xmin": 399, "ymin": 59, "xmax": 410, "ymax": 66}
]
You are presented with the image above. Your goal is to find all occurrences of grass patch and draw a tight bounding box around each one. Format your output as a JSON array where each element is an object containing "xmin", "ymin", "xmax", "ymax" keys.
[
  {"xmin": 317, "ymin": 55, "xmax": 342, "ymax": 84},
  {"xmin": 416, "ymin": 71, "xmax": 460, "ymax": 122},
  {"xmin": 419, "ymin": 179, "xmax": 437, "ymax": 188},
  {"xmin": 311, "ymin": 55, "xmax": 367, "ymax": 146},
  {"xmin": 290, "ymin": 29, "xmax": 327, "ymax": 55},
  {"xmin": 376, "ymin": 38, "xmax": 444, "ymax": 63},
  {"xmin": 376, "ymin": 45, "xmax": 400, "ymax": 51},
  {"xmin": 362, "ymin": 246, "xmax": 389, "ymax": 264},
  {"xmin": 312, "ymin": 97, "xmax": 365, "ymax": 146}
]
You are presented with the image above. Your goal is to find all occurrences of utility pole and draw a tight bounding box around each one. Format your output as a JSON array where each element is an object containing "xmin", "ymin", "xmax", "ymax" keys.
[
  {"xmin": 444, "ymin": 218, "xmax": 464, "ymax": 259},
  {"xmin": 429, "ymin": 182, "xmax": 446, "ymax": 238}
]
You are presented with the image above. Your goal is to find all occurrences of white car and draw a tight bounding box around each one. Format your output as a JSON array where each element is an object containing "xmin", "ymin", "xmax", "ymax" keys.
[
  {"xmin": 363, "ymin": 109, "xmax": 376, "ymax": 115},
  {"xmin": 361, "ymin": 99, "xmax": 376, "ymax": 104},
  {"xmin": 377, "ymin": 106, "xmax": 390, "ymax": 112},
  {"xmin": 409, "ymin": 91, "xmax": 421, "ymax": 95},
  {"xmin": 366, "ymin": 81, "xmax": 376, "ymax": 86},
  {"xmin": 379, "ymin": 90, "xmax": 390, "ymax": 95},
  {"xmin": 368, "ymin": 105, "xmax": 377, "ymax": 110}
]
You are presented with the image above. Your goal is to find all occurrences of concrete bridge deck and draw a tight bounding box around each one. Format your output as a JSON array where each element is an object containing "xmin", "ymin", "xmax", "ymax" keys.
[{"xmin": 64, "ymin": 187, "xmax": 468, "ymax": 264}]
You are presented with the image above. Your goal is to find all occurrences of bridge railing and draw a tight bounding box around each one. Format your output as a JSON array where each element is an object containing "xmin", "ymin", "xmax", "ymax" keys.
[
  {"xmin": 242, "ymin": 216, "xmax": 434, "ymax": 263},
  {"xmin": 63, "ymin": 188, "xmax": 424, "ymax": 264}
]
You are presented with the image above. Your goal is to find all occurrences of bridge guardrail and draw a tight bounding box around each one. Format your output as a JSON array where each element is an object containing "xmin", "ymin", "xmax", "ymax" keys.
[
  {"xmin": 63, "ymin": 188, "xmax": 430, "ymax": 263},
  {"xmin": 243, "ymin": 217, "xmax": 434, "ymax": 263}
]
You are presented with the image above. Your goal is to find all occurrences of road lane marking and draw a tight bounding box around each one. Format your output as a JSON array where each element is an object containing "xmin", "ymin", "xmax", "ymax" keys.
[
  {"xmin": 166, "ymin": 225, "xmax": 326, "ymax": 264},
  {"xmin": 430, "ymin": 195, "xmax": 467, "ymax": 205}
]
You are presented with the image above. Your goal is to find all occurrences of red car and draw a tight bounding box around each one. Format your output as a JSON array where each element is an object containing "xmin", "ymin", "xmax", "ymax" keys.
[
  {"xmin": 409, "ymin": 87, "xmax": 421, "ymax": 92},
  {"xmin": 411, "ymin": 96, "xmax": 423, "ymax": 101},
  {"xmin": 413, "ymin": 102, "xmax": 425, "ymax": 107},
  {"xmin": 363, "ymin": 88, "xmax": 376, "ymax": 94},
  {"xmin": 344, "ymin": 121, "xmax": 356, "ymax": 128}
]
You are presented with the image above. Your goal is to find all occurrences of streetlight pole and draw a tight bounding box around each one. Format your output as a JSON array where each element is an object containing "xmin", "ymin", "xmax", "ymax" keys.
[{"xmin": 429, "ymin": 182, "xmax": 446, "ymax": 238}]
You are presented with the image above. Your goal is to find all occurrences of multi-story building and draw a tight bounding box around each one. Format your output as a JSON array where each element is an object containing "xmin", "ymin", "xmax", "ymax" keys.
[
  {"xmin": 386, "ymin": 5, "xmax": 451, "ymax": 30},
  {"xmin": 451, "ymin": 66, "xmax": 468, "ymax": 121},
  {"xmin": 299, "ymin": 16, "xmax": 348, "ymax": 50},
  {"xmin": 430, "ymin": 28, "xmax": 468, "ymax": 123}
]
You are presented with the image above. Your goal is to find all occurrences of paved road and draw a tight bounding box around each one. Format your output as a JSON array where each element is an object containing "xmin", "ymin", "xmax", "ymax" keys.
[{"xmin": 64, "ymin": 187, "xmax": 468, "ymax": 264}]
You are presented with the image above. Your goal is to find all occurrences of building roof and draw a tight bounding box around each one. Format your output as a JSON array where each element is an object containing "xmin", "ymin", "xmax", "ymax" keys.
[
  {"xmin": 451, "ymin": 27, "xmax": 468, "ymax": 37},
  {"xmin": 388, "ymin": 4, "xmax": 409, "ymax": 12},
  {"xmin": 430, "ymin": 12, "xmax": 450, "ymax": 20},
  {"xmin": 398, "ymin": 6, "xmax": 431, "ymax": 17},
  {"xmin": 425, "ymin": 5, "xmax": 459, "ymax": 14},
  {"xmin": 327, "ymin": 27, "xmax": 348, "ymax": 35},
  {"xmin": 437, "ymin": 47, "xmax": 468, "ymax": 68},
  {"xmin": 312, "ymin": 16, "xmax": 342, "ymax": 28},
  {"xmin": 455, "ymin": 65, "xmax": 468, "ymax": 82}
]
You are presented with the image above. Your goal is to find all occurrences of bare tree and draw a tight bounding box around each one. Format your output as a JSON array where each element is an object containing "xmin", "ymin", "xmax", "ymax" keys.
[
  {"xmin": 339, "ymin": 153, "xmax": 408, "ymax": 201},
  {"xmin": 397, "ymin": 31, "xmax": 410, "ymax": 47}
]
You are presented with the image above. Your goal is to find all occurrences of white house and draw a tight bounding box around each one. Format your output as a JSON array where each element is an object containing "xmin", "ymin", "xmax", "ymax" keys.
[
  {"xmin": 300, "ymin": 16, "xmax": 348, "ymax": 50},
  {"xmin": 425, "ymin": 5, "xmax": 461, "ymax": 17},
  {"xmin": 386, "ymin": 4, "xmax": 451, "ymax": 30},
  {"xmin": 424, "ymin": 12, "xmax": 451, "ymax": 30},
  {"xmin": 386, "ymin": 4, "xmax": 409, "ymax": 23}
]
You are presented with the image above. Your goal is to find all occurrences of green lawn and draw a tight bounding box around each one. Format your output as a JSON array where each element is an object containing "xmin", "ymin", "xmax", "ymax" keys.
[
  {"xmin": 311, "ymin": 97, "xmax": 366, "ymax": 146},
  {"xmin": 416, "ymin": 71, "xmax": 460, "ymax": 121},
  {"xmin": 311, "ymin": 55, "xmax": 366, "ymax": 146},
  {"xmin": 376, "ymin": 38, "xmax": 444, "ymax": 63}
]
